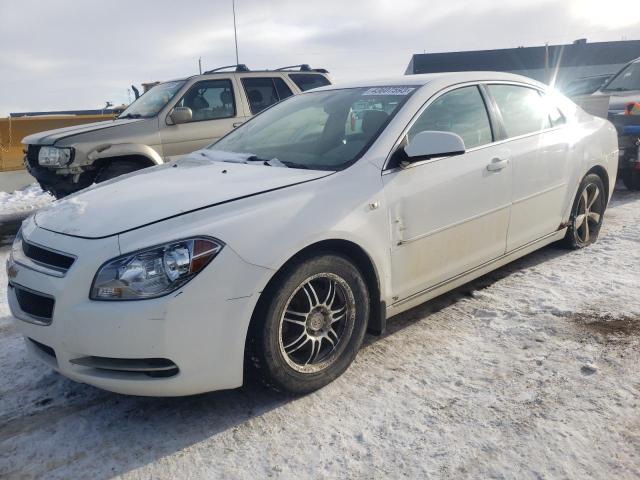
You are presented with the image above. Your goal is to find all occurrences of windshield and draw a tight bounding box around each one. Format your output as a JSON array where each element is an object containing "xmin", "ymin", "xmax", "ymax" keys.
[
  {"xmin": 563, "ymin": 76, "xmax": 609, "ymax": 96},
  {"xmin": 210, "ymin": 86, "xmax": 417, "ymax": 170},
  {"xmin": 601, "ymin": 62, "xmax": 640, "ymax": 92},
  {"xmin": 118, "ymin": 80, "xmax": 185, "ymax": 118}
]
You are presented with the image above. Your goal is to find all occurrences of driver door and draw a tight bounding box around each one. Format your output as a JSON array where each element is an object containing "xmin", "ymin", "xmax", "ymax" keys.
[
  {"xmin": 160, "ymin": 78, "xmax": 247, "ymax": 158},
  {"xmin": 383, "ymin": 85, "xmax": 512, "ymax": 302}
]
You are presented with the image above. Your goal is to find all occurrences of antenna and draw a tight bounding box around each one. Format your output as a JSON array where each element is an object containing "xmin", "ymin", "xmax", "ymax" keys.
[{"xmin": 232, "ymin": 0, "xmax": 239, "ymax": 64}]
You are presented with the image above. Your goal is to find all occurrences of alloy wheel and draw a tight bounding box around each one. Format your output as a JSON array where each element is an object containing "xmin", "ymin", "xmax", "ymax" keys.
[
  {"xmin": 278, "ymin": 273, "xmax": 356, "ymax": 374},
  {"xmin": 574, "ymin": 182, "xmax": 604, "ymax": 244}
]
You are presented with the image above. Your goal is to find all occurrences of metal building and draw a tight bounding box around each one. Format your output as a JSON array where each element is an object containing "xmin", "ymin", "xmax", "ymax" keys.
[{"xmin": 405, "ymin": 39, "xmax": 640, "ymax": 87}]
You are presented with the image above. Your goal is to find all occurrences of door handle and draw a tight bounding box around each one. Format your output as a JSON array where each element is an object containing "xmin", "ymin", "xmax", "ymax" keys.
[
  {"xmin": 487, "ymin": 157, "xmax": 508, "ymax": 172},
  {"xmin": 232, "ymin": 122, "xmax": 244, "ymax": 128}
]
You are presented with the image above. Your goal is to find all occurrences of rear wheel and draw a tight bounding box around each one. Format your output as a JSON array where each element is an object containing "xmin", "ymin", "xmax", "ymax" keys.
[
  {"xmin": 248, "ymin": 254, "xmax": 369, "ymax": 394},
  {"xmin": 95, "ymin": 160, "xmax": 148, "ymax": 183},
  {"xmin": 563, "ymin": 173, "xmax": 606, "ymax": 249},
  {"xmin": 621, "ymin": 170, "xmax": 640, "ymax": 191}
]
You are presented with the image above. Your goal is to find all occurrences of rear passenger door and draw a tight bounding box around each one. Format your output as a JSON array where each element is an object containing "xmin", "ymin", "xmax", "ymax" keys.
[
  {"xmin": 487, "ymin": 84, "xmax": 569, "ymax": 251},
  {"xmin": 160, "ymin": 78, "xmax": 246, "ymax": 158}
]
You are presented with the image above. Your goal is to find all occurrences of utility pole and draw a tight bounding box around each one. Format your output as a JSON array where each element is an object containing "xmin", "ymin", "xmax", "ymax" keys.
[
  {"xmin": 232, "ymin": 0, "xmax": 239, "ymax": 64},
  {"xmin": 198, "ymin": 57, "xmax": 202, "ymax": 74}
]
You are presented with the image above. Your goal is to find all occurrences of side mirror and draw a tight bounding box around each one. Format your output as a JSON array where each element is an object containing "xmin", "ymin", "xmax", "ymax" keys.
[
  {"xmin": 167, "ymin": 106, "xmax": 192, "ymax": 125},
  {"xmin": 404, "ymin": 131, "xmax": 466, "ymax": 162}
]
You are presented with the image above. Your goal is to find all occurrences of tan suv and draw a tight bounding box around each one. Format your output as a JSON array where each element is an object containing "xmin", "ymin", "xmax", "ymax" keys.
[{"xmin": 22, "ymin": 64, "xmax": 331, "ymax": 197}]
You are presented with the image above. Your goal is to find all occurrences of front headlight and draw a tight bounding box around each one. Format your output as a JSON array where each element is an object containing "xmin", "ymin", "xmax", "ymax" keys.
[
  {"xmin": 90, "ymin": 237, "xmax": 224, "ymax": 300},
  {"xmin": 38, "ymin": 146, "xmax": 73, "ymax": 167}
]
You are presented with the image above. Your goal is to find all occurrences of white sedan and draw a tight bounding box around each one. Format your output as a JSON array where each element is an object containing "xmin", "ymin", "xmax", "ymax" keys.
[{"xmin": 6, "ymin": 72, "xmax": 618, "ymax": 396}]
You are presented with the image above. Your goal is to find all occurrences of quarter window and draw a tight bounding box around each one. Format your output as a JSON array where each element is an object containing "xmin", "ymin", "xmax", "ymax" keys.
[
  {"xmin": 242, "ymin": 77, "xmax": 293, "ymax": 115},
  {"xmin": 488, "ymin": 85, "xmax": 551, "ymax": 137},
  {"xmin": 408, "ymin": 86, "xmax": 493, "ymax": 149},
  {"xmin": 289, "ymin": 73, "xmax": 331, "ymax": 92},
  {"xmin": 174, "ymin": 79, "xmax": 236, "ymax": 122},
  {"xmin": 541, "ymin": 94, "xmax": 566, "ymax": 127}
]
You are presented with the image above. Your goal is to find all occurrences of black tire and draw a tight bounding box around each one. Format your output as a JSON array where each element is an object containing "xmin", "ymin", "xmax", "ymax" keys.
[
  {"xmin": 95, "ymin": 160, "xmax": 147, "ymax": 183},
  {"xmin": 621, "ymin": 170, "xmax": 640, "ymax": 191},
  {"xmin": 248, "ymin": 253, "xmax": 370, "ymax": 394},
  {"xmin": 563, "ymin": 173, "xmax": 606, "ymax": 249}
]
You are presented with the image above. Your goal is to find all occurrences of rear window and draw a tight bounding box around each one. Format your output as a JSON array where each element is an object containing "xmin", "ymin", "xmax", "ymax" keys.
[{"xmin": 289, "ymin": 73, "xmax": 331, "ymax": 92}]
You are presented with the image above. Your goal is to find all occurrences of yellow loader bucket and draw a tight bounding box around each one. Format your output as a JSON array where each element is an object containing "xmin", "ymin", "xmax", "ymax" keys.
[{"xmin": 0, "ymin": 114, "xmax": 115, "ymax": 172}]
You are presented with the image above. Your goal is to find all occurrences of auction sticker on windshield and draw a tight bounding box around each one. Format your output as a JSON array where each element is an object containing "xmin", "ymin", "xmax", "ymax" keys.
[{"xmin": 362, "ymin": 87, "xmax": 416, "ymax": 96}]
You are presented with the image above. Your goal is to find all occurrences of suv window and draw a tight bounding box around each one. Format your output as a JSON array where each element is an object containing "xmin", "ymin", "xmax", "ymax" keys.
[
  {"xmin": 274, "ymin": 78, "xmax": 294, "ymax": 101},
  {"xmin": 488, "ymin": 85, "xmax": 551, "ymax": 138},
  {"xmin": 174, "ymin": 79, "xmax": 236, "ymax": 122},
  {"xmin": 289, "ymin": 73, "xmax": 331, "ymax": 92},
  {"xmin": 242, "ymin": 77, "xmax": 293, "ymax": 115},
  {"xmin": 408, "ymin": 86, "xmax": 493, "ymax": 149}
]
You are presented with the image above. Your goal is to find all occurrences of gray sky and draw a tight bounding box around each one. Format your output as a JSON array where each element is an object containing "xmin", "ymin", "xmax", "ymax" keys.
[{"xmin": 1, "ymin": 0, "xmax": 639, "ymax": 116}]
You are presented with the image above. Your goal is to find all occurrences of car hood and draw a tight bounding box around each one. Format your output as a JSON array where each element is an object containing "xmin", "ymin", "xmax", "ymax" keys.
[
  {"xmin": 22, "ymin": 118, "xmax": 145, "ymax": 145},
  {"xmin": 34, "ymin": 154, "xmax": 331, "ymax": 239}
]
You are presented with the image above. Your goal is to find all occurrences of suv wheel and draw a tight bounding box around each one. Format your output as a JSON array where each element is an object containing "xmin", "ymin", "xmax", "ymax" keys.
[
  {"xmin": 248, "ymin": 254, "xmax": 370, "ymax": 394},
  {"xmin": 95, "ymin": 160, "xmax": 148, "ymax": 183},
  {"xmin": 563, "ymin": 173, "xmax": 606, "ymax": 249}
]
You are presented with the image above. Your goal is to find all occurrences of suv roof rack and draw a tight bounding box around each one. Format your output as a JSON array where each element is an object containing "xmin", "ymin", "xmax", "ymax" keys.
[
  {"xmin": 203, "ymin": 64, "xmax": 250, "ymax": 74},
  {"xmin": 275, "ymin": 64, "xmax": 329, "ymax": 73}
]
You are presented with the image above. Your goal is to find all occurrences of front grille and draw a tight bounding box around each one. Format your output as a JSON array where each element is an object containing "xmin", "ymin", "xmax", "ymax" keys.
[
  {"xmin": 12, "ymin": 284, "xmax": 55, "ymax": 324},
  {"xmin": 22, "ymin": 240, "xmax": 75, "ymax": 272},
  {"xmin": 25, "ymin": 145, "xmax": 41, "ymax": 168},
  {"xmin": 70, "ymin": 356, "xmax": 179, "ymax": 378},
  {"xmin": 28, "ymin": 338, "xmax": 57, "ymax": 359}
]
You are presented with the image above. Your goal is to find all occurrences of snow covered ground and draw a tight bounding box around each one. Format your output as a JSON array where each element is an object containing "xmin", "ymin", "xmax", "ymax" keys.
[
  {"xmin": 0, "ymin": 187, "xmax": 639, "ymax": 479},
  {"xmin": 0, "ymin": 183, "xmax": 53, "ymax": 222}
]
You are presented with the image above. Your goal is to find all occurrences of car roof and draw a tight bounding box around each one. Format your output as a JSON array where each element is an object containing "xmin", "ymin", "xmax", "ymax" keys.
[
  {"xmin": 312, "ymin": 71, "xmax": 545, "ymax": 91},
  {"xmin": 163, "ymin": 69, "xmax": 330, "ymax": 84}
]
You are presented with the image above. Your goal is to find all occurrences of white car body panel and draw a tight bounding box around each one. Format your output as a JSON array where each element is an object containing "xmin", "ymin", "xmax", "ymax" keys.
[{"xmin": 7, "ymin": 72, "xmax": 619, "ymax": 396}]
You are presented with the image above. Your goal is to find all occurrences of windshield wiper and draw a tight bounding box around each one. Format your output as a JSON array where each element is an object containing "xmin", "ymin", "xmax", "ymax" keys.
[
  {"xmin": 280, "ymin": 160, "xmax": 309, "ymax": 169},
  {"xmin": 243, "ymin": 156, "xmax": 291, "ymax": 167},
  {"xmin": 118, "ymin": 113, "xmax": 143, "ymax": 119},
  {"xmin": 602, "ymin": 87, "xmax": 633, "ymax": 92}
]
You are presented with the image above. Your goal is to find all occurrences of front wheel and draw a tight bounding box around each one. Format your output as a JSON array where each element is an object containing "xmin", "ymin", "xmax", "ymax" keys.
[
  {"xmin": 95, "ymin": 160, "xmax": 147, "ymax": 183},
  {"xmin": 563, "ymin": 173, "xmax": 606, "ymax": 249},
  {"xmin": 248, "ymin": 254, "xmax": 370, "ymax": 394}
]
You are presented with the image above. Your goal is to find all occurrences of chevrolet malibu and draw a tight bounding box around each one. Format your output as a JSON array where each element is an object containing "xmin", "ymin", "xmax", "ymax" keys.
[{"xmin": 6, "ymin": 72, "xmax": 618, "ymax": 396}]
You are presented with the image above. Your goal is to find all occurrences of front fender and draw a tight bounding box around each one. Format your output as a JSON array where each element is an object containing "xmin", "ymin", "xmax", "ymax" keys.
[{"xmin": 87, "ymin": 143, "xmax": 164, "ymax": 165}]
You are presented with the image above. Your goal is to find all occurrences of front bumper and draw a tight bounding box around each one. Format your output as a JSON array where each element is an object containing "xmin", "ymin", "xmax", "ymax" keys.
[
  {"xmin": 24, "ymin": 145, "xmax": 93, "ymax": 194},
  {"xmin": 7, "ymin": 219, "xmax": 270, "ymax": 396}
]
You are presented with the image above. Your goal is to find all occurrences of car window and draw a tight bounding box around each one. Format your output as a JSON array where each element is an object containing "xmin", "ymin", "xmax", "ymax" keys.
[
  {"xmin": 119, "ymin": 80, "xmax": 184, "ymax": 119},
  {"xmin": 489, "ymin": 85, "xmax": 551, "ymax": 137},
  {"xmin": 541, "ymin": 94, "xmax": 566, "ymax": 128},
  {"xmin": 273, "ymin": 78, "xmax": 294, "ymax": 100},
  {"xmin": 242, "ymin": 77, "xmax": 293, "ymax": 115},
  {"xmin": 289, "ymin": 73, "xmax": 331, "ymax": 92},
  {"xmin": 174, "ymin": 79, "xmax": 236, "ymax": 122},
  {"xmin": 407, "ymin": 86, "xmax": 493, "ymax": 149},
  {"xmin": 212, "ymin": 86, "xmax": 416, "ymax": 170},
  {"xmin": 601, "ymin": 61, "xmax": 640, "ymax": 92}
]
